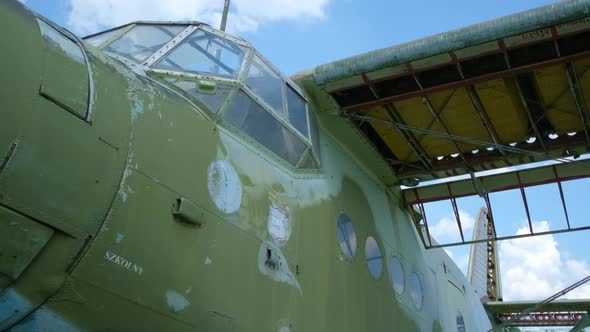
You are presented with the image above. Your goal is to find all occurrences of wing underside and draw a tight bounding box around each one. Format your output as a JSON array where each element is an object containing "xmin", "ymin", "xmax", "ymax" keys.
[{"xmin": 299, "ymin": 0, "xmax": 590, "ymax": 182}]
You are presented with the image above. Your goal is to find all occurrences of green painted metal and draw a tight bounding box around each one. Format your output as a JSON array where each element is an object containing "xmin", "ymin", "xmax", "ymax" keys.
[{"xmin": 0, "ymin": 1, "xmax": 501, "ymax": 331}]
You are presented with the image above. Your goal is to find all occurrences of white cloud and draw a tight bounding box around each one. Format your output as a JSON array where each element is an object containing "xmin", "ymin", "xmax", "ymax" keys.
[
  {"xmin": 430, "ymin": 209, "xmax": 475, "ymax": 243},
  {"xmin": 65, "ymin": 0, "xmax": 329, "ymax": 35},
  {"xmin": 500, "ymin": 221, "xmax": 590, "ymax": 301}
]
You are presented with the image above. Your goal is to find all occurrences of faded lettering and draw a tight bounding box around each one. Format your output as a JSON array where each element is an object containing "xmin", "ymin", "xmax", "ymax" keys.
[{"xmin": 104, "ymin": 251, "xmax": 144, "ymax": 275}]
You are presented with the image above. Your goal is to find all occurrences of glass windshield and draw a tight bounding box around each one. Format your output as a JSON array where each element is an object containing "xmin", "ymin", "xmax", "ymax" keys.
[
  {"xmin": 224, "ymin": 90, "xmax": 306, "ymax": 165},
  {"xmin": 154, "ymin": 29, "xmax": 245, "ymax": 78},
  {"xmin": 105, "ymin": 25, "xmax": 185, "ymax": 63},
  {"xmin": 246, "ymin": 55, "xmax": 284, "ymax": 114},
  {"xmin": 286, "ymin": 85, "xmax": 309, "ymax": 138},
  {"xmin": 85, "ymin": 27, "xmax": 123, "ymax": 47}
]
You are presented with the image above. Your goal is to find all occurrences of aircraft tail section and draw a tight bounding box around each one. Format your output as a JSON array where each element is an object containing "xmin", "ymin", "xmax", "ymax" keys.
[{"xmin": 467, "ymin": 208, "xmax": 502, "ymax": 302}]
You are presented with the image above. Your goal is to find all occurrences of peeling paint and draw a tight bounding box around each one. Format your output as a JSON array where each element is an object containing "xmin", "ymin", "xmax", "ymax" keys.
[
  {"xmin": 120, "ymin": 191, "xmax": 128, "ymax": 203},
  {"xmin": 165, "ymin": 290, "xmax": 190, "ymax": 313},
  {"xmin": 185, "ymin": 286, "xmax": 192, "ymax": 294},
  {"xmin": 115, "ymin": 233, "xmax": 124, "ymax": 244},
  {"xmin": 205, "ymin": 256, "xmax": 212, "ymax": 265},
  {"xmin": 207, "ymin": 160, "xmax": 242, "ymax": 214},
  {"xmin": 130, "ymin": 95, "xmax": 144, "ymax": 122},
  {"xmin": 257, "ymin": 241, "xmax": 301, "ymax": 295},
  {"xmin": 267, "ymin": 195, "xmax": 291, "ymax": 245}
]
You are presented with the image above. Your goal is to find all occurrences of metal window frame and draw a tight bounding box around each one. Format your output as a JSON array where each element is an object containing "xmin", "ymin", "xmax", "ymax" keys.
[
  {"xmin": 34, "ymin": 15, "xmax": 95, "ymax": 123},
  {"xmin": 149, "ymin": 27, "xmax": 247, "ymax": 79}
]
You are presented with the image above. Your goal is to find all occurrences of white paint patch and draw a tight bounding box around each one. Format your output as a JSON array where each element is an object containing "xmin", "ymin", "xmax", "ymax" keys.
[
  {"xmin": 120, "ymin": 191, "xmax": 128, "ymax": 203},
  {"xmin": 205, "ymin": 256, "xmax": 212, "ymax": 265},
  {"xmin": 130, "ymin": 95, "xmax": 144, "ymax": 121},
  {"xmin": 185, "ymin": 286, "xmax": 192, "ymax": 294},
  {"xmin": 267, "ymin": 199, "xmax": 290, "ymax": 245},
  {"xmin": 165, "ymin": 290, "xmax": 190, "ymax": 312},
  {"xmin": 207, "ymin": 160, "xmax": 242, "ymax": 214},
  {"xmin": 115, "ymin": 233, "xmax": 124, "ymax": 244},
  {"xmin": 0, "ymin": 289, "xmax": 34, "ymax": 330}
]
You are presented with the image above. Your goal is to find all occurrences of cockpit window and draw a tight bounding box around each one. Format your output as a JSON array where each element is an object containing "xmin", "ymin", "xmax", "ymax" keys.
[
  {"xmin": 224, "ymin": 90, "xmax": 307, "ymax": 165},
  {"xmin": 286, "ymin": 85, "xmax": 309, "ymax": 138},
  {"xmin": 85, "ymin": 27, "xmax": 124, "ymax": 47},
  {"xmin": 105, "ymin": 25, "xmax": 185, "ymax": 63},
  {"xmin": 246, "ymin": 55, "xmax": 284, "ymax": 115},
  {"xmin": 87, "ymin": 22, "xmax": 320, "ymax": 169},
  {"xmin": 154, "ymin": 29, "xmax": 245, "ymax": 78}
]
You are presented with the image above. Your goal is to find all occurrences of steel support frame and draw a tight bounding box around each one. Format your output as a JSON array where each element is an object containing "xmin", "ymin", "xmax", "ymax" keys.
[
  {"xmin": 565, "ymin": 62, "xmax": 590, "ymax": 145},
  {"xmin": 342, "ymin": 49, "xmax": 590, "ymax": 111},
  {"xmin": 447, "ymin": 183, "xmax": 465, "ymax": 243},
  {"xmin": 359, "ymin": 74, "xmax": 434, "ymax": 171},
  {"xmin": 451, "ymin": 52, "xmax": 506, "ymax": 155},
  {"xmin": 497, "ymin": 312, "xmax": 588, "ymax": 327},
  {"xmin": 497, "ymin": 40, "xmax": 548, "ymax": 152},
  {"xmin": 430, "ymin": 225, "xmax": 590, "ymax": 249},
  {"xmin": 405, "ymin": 64, "xmax": 470, "ymax": 165},
  {"xmin": 407, "ymin": 170, "xmax": 590, "ymax": 249}
]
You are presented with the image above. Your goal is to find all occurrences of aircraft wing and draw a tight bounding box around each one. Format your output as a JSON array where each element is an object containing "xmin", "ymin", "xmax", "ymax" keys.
[
  {"xmin": 294, "ymin": 0, "xmax": 590, "ymax": 183},
  {"xmin": 485, "ymin": 299, "xmax": 590, "ymax": 327}
]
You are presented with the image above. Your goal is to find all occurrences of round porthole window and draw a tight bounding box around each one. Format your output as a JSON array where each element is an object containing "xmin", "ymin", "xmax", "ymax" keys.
[
  {"xmin": 365, "ymin": 236, "xmax": 383, "ymax": 279},
  {"xmin": 388, "ymin": 256, "xmax": 405, "ymax": 295},
  {"xmin": 336, "ymin": 213, "xmax": 356, "ymax": 259},
  {"xmin": 409, "ymin": 271, "xmax": 423, "ymax": 310}
]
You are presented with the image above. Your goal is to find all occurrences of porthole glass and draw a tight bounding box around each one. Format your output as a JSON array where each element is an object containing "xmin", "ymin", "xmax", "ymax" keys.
[
  {"xmin": 336, "ymin": 213, "xmax": 356, "ymax": 259},
  {"xmin": 388, "ymin": 256, "xmax": 405, "ymax": 295},
  {"xmin": 365, "ymin": 236, "xmax": 383, "ymax": 279},
  {"xmin": 409, "ymin": 271, "xmax": 423, "ymax": 310},
  {"xmin": 457, "ymin": 311, "xmax": 466, "ymax": 332}
]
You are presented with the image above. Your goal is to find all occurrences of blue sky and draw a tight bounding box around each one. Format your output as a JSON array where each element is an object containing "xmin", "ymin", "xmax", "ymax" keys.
[{"xmin": 23, "ymin": 0, "xmax": 590, "ymax": 301}]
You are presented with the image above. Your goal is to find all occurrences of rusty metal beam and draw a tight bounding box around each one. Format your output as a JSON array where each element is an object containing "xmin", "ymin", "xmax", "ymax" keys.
[
  {"xmin": 565, "ymin": 62, "xmax": 590, "ymax": 145},
  {"xmin": 341, "ymin": 49, "xmax": 590, "ymax": 111},
  {"xmin": 447, "ymin": 183, "xmax": 465, "ymax": 242},
  {"xmin": 553, "ymin": 165, "xmax": 572, "ymax": 230},
  {"xmin": 497, "ymin": 41, "xmax": 548, "ymax": 152},
  {"xmin": 513, "ymin": 78, "xmax": 548, "ymax": 151},
  {"xmin": 450, "ymin": 52, "xmax": 506, "ymax": 156},
  {"xmin": 359, "ymin": 74, "xmax": 434, "ymax": 170},
  {"xmin": 428, "ymin": 224, "xmax": 590, "ymax": 249},
  {"xmin": 383, "ymin": 105, "xmax": 434, "ymax": 170},
  {"xmin": 406, "ymin": 64, "xmax": 470, "ymax": 166}
]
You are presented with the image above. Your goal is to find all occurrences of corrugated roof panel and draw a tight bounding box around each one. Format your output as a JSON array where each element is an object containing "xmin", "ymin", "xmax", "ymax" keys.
[
  {"xmin": 475, "ymin": 78, "xmax": 530, "ymax": 143},
  {"xmin": 535, "ymin": 64, "xmax": 581, "ymax": 133}
]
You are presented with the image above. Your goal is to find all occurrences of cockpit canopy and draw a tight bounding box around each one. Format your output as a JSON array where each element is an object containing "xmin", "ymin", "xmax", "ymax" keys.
[{"xmin": 85, "ymin": 23, "xmax": 320, "ymax": 169}]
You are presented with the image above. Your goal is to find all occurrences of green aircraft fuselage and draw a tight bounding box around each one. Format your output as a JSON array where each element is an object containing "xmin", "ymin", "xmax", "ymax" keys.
[{"xmin": 0, "ymin": 1, "xmax": 491, "ymax": 331}]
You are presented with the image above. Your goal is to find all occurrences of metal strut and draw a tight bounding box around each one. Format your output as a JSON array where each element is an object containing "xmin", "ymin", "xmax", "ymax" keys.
[{"xmin": 488, "ymin": 274, "xmax": 590, "ymax": 331}]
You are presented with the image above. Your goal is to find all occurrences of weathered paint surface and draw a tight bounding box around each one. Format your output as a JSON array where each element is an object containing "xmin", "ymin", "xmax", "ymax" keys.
[{"xmin": 0, "ymin": 1, "xmax": 492, "ymax": 331}]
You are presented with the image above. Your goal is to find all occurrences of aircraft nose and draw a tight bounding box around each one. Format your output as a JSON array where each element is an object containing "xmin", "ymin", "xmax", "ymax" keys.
[{"xmin": 0, "ymin": 1, "xmax": 89, "ymax": 329}]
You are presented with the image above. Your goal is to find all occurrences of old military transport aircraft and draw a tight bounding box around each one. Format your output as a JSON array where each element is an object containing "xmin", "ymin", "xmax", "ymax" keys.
[{"xmin": 2, "ymin": 0, "xmax": 590, "ymax": 330}]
